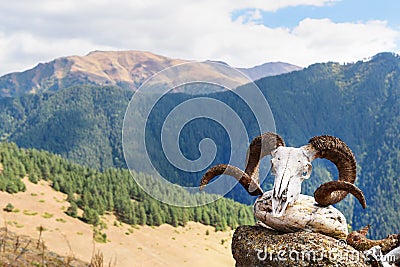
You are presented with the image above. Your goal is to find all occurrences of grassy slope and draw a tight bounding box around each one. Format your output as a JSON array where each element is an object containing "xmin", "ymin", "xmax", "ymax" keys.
[{"xmin": 0, "ymin": 178, "xmax": 235, "ymax": 267}]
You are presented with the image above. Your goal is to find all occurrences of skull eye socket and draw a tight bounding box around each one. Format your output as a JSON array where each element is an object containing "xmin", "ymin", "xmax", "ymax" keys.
[{"xmin": 302, "ymin": 163, "xmax": 312, "ymax": 177}]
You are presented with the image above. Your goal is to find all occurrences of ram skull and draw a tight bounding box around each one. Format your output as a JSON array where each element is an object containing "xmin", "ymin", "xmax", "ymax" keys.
[{"xmin": 200, "ymin": 132, "xmax": 366, "ymax": 217}]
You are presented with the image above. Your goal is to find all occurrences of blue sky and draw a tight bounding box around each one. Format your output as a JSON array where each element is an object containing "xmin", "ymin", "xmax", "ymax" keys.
[
  {"xmin": 250, "ymin": 0, "xmax": 400, "ymax": 29},
  {"xmin": 0, "ymin": 0, "xmax": 399, "ymax": 75}
]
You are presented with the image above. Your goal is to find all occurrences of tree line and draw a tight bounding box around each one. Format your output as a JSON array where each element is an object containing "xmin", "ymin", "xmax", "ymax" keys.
[{"xmin": 0, "ymin": 142, "xmax": 254, "ymax": 230}]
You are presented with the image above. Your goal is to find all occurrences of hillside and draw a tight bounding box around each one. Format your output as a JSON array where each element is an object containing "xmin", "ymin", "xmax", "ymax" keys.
[
  {"xmin": 0, "ymin": 178, "xmax": 235, "ymax": 267},
  {"xmin": 0, "ymin": 141, "xmax": 253, "ymax": 265},
  {"xmin": 0, "ymin": 50, "xmax": 300, "ymax": 98},
  {"xmin": 0, "ymin": 86, "xmax": 131, "ymax": 169},
  {"xmin": 0, "ymin": 52, "xmax": 399, "ymax": 239},
  {"xmin": 0, "ymin": 226, "xmax": 88, "ymax": 266},
  {"xmin": 0, "ymin": 142, "xmax": 254, "ymax": 230}
]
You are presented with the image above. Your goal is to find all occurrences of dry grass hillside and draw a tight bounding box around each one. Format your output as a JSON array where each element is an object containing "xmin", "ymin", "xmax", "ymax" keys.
[
  {"xmin": 0, "ymin": 50, "xmax": 252, "ymax": 97},
  {"xmin": 0, "ymin": 227, "xmax": 88, "ymax": 266},
  {"xmin": 67, "ymin": 50, "xmax": 188, "ymax": 88},
  {"xmin": 0, "ymin": 178, "xmax": 235, "ymax": 266}
]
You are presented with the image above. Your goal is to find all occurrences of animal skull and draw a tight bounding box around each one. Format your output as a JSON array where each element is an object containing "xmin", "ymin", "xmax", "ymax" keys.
[
  {"xmin": 270, "ymin": 146, "xmax": 314, "ymax": 217},
  {"xmin": 200, "ymin": 132, "xmax": 366, "ymax": 218}
]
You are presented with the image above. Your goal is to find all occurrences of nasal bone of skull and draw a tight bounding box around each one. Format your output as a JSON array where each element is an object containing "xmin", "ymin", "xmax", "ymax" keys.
[
  {"xmin": 271, "ymin": 171, "xmax": 291, "ymax": 216},
  {"xmin": 271, "ymin": 183, "xmax": 290, "ymax": 217},
  {"xmin": 272, "ymin": 171, "xmax": 304, "ymax": 217},
  {"xmin": 271, "ymin": 194, "xmax": 289, "ymax": 217}
]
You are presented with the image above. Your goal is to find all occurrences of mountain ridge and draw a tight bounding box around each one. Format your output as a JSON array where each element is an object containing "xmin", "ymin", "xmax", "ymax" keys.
[
  {"xmin": 238, "ymin": 61, "xmax": 302, "ymax": 81},
  {"xmin": 0, "ymin": 50, "xmax": 301, "ymax": 98},
  {"xmin": 0, "ymin": 50, "xmax": 187, "ymax": 97}
]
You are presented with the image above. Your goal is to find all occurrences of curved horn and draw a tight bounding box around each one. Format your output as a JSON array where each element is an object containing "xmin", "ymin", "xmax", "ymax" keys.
[
  {"xmin": 200, "ymin": 132, "xmax": 285, "ymax": 196},
  {"xmin": 200, "ymin": 164, "xmax": 263, "ymax": 196},
  {"xmin": 244, "ymin": 132, "xmax": 286, "ymax": 183},
  {"xmin": 307, "ymin": 135, "xmax": 366, "ymax": 208}
]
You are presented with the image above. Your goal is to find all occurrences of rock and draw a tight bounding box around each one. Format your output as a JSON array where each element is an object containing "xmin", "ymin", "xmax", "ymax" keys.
[{"xmin": 231, "ymin": 225, "xmax": 369, "ymax": 267}]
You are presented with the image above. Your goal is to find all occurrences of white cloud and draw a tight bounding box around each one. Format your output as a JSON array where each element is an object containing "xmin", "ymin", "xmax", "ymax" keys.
[
  {"xmin": 291, "ymin": 18, "xmax": 400, "ymax": 63},
  {"xmin": 0, "ymin": 0, "xmax": 399, "ymax": 75}
]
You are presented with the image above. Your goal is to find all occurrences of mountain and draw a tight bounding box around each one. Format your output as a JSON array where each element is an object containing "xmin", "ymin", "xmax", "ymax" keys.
[
  {"xmin": 0, "ymin": 86, "xmax": 131, "ymax": 169},
  {"xmin": 237, "ymin": 61, "xmax": 302, "ymax": 81},
  {"xmin": 0, "ymin": 50, "xmax": 301, "ymax": 98},
  {"xmin": 0, "ymin": 51, "xmax": 399, "ymax": 239},
  {"xmin": 0, "ymin": 51, "xmax": 187, "ymax": 97}
]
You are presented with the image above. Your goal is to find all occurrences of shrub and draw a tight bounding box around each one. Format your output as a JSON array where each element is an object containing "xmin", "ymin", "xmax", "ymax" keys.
[{"xmin": 4, "ymin": 203, "xmax": 14, "ymax": 212}]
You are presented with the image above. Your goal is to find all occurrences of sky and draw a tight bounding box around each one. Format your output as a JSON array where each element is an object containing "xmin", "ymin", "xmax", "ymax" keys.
[{"xmin": 0, "ymin": 0, "xmax": 400, "ymax": 76}]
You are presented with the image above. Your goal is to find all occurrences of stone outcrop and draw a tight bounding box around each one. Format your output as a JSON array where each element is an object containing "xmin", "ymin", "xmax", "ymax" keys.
[{"xmin": 231, "ymin": 225, "xmax": 369, "ymax": 267}]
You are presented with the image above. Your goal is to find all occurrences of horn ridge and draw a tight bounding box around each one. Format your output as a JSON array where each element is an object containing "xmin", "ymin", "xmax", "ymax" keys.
[
  {"xmin": 309, "ymin": 135, "xmax": 365, "ymax": 207},
  {"xmin": 199, "ymin": 132, "xmax": 285, "ymax": 196},
  {"xmin": 309, "ymin": 135, "xmax": 356, "ymax": 182},
  {"xmin": 314, "ymin": 180, "xmax": 366, "ymax": 208},
  {"xmin": 199, "ymin": 164, "xmax": 263, "ymax": 196},
  {"xmin": 245, "ymin": 132, "xmax": 285, "ymax": 182}
]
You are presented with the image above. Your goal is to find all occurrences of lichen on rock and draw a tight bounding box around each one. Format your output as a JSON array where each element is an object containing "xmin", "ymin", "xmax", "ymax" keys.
[{"xmin": 232, "ymin": 225, "xmax": 369, "ymax": 267}]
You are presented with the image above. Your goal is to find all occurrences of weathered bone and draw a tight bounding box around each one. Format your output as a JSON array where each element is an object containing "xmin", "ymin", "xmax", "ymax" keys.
[
  {"xmin": 270, "ymin": 146, "xmax": 313, "ymax": 216},
  {"xmin": 254, "ymin": 190, "xmax": 349, "ymax": 239},
  {"xmin": 266, "ymin": 135, "xmax": 366, "ymax": 216}
]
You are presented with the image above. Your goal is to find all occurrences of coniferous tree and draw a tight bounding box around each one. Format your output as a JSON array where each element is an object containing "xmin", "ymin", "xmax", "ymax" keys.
[
  {"xmin": 138, "ymin": 206, "xmax": 147, "ymax": 226},
  {"xmin": 66, "ymin": 201, "xmax": 78, "ymax": 218},
  {"xmin": 82, "ymin": 207, "xmax": 99, "ymax": 225}
]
